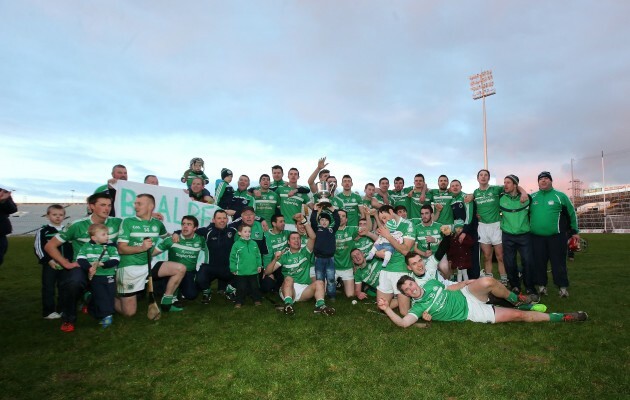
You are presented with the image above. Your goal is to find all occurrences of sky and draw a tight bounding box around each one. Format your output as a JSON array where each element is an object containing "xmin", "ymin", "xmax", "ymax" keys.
[{"xmin": 1, "ymin": 0, "xmax": 629, "ymax": 203}]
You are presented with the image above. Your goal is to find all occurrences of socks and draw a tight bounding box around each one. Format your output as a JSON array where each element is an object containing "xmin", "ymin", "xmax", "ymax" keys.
[
  {"xmin": 315, "ymin": 299, "xmax": 325, "ymax": 307},
  {"xmin": 284, "ymin": 296, "xmax": 294, "ymax": 305},
  {"xmin": 549, "ymin": 313, "xmax": 564, "ymax": 322},
  {"xmin": 225, "ymin": 285, "xmax": 236, "ymax": 295},
  {"xmin": 506, "ymin": 292, "xmax": 519, "ymax": 305}
]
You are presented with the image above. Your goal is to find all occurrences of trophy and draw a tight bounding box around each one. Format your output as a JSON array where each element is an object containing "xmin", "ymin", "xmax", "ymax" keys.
[{"xmin": 316, "ymin": 180, "xmax": 336, "ymax": 208}]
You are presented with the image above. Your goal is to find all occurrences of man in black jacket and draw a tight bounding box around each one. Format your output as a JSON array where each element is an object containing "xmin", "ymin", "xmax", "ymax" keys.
[{"xmin": 0, "ymin": 187, "xmax": 17, "ymax": 266}]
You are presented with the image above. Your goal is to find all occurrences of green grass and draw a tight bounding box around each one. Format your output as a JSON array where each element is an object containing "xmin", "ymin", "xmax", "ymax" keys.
[{"xmin": 1, "ymin": 234, "xmax": 628, "ymax": 400}]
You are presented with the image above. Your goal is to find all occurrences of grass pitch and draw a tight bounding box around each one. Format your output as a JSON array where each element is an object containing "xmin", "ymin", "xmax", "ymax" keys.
[{"xmin": 0, "ymin": 234, "xmax": 628, "ymax": 400}]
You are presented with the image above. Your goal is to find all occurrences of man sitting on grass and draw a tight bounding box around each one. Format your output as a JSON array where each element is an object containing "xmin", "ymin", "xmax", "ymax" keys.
[
  {"xmin": 264, "ymin": 214, "xmax": 335, "ymax": 316},
  {"xmin": 377, "ymin": 275, "xmax": 588, "ymax": 327}
]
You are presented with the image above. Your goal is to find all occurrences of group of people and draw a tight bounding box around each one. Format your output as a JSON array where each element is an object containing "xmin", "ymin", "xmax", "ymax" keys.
[{"xmin": 32, "ymin": 157, "xmax": 587, "ymax": 332}]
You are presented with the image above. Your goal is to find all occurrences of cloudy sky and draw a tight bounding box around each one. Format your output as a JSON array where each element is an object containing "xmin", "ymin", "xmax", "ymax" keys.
[{"xmin": 1, "ymin": 0, "xmax": 628, "ymax": 203}]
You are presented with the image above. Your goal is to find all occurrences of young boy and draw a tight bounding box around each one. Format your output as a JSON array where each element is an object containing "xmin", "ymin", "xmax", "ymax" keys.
[
  {"xmin": 229, "ymin": 225, "xmax": 262, "ymax": 308},
  {"xmin": 181, "ymin": 157, "xmax": 210, "ymax": 189},
  {"xmin": 310, "ymin": 205, "xmax": 340, "ymax": 299},
  {"xmin": 76, "ymin": 223, "xmax": 120, "ymax": 328},
  {"xmin": 216, "ymin": 168, "xmax": 234, "ymax": 210},
  {"xmin": 34, "ymin": 204, "xmax": 72, "ymax": 319}
]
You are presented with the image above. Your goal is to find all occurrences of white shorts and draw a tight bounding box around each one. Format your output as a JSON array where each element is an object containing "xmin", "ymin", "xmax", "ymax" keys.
[
  {"xmin": 116, "ymin": 265, "xmax": 147, "ymax": 294},
  {"xmin": 462, "ymin": 286, "xmax": 496, "ymax": 323},
  {"xmin": 280, "ymin": 282, "xmax": 310, "ymax": 302},
  {"xmin": 478, "ymin": 221, "xmax": 502, "ymax": 245},
  {"xmin": 376, "ymin": 270, "xmax": 408, "ymax": 295},
  {"xmin": 335, "ymin": 268, "xmax": 354, "ymax": 281}
]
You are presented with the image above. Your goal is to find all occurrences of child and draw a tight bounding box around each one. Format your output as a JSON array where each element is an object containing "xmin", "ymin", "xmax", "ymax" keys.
[
  {"xmin": 310, "ymin": 205, "xmax": 340, "ymax": 299},
  {"xmin": 216, "ymin": 168, "xmax": 234, "ymax": 210},
  {"xmin": 229, "ymin": 225, "xmax": 262, "ymax": 308},
  {"xmin": 34, "ymin": 204, "xmax": 73, "ymax": 319},
  {"xmin": 443, "ymin": 221, "xmax": 475, "ymax": 282},
  {"xmin": 181, "ymin": 157, "xmax": 210, "ymax": 189},
  {"xmin": 365, "ymin": 217, "xmax": 403, "ymax": 267},
  {"xmin": 76, "ymin": 223, "xmax": 120, "ymax": 328}
]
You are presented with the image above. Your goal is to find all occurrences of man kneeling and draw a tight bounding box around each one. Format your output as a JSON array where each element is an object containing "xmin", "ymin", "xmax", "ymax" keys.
[
  {"xmin": 264, "ymin": 220, "xmax": 334, "ymax": 316},
  {"xmin": 377, "ymin": 275, "xmax": 587, "ymax": 327}
]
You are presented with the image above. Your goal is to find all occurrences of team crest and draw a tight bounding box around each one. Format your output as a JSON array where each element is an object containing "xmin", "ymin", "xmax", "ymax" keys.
[
  {"xmin": 152, "ymin": 226, "xmax": 158, "ymax": 232},
  {"xmin": 548, "ymin": 201, "xmax": 554, "ymax": 205}
]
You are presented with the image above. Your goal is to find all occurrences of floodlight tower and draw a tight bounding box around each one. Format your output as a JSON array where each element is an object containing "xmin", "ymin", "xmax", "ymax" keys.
[{"xmin": 469, "ymin": 70, "xmax": 496, "ymax": 170}]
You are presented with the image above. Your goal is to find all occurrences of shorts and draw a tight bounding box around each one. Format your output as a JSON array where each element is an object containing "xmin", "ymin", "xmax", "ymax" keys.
[
  {"xmin": 478, "ymin": 221, "xmax": 502, "ymax": 245},
  {"xmin": 335, "ymin": 268, "xmax": 354, "ymax": 281},
  {"xmin": 376, "ymin": 270, "xmax": 408, "ymax": 295},
  {"xmin": 117, "ymin": 265, "xmax": 147, "ymax": 295},
  {"xmin": 280, "ymin": 282, "xmax": 310, "ymax": 302},
  {"xmin": 462, "ymin": 286, "xmax": 496, "ymax": 323}
]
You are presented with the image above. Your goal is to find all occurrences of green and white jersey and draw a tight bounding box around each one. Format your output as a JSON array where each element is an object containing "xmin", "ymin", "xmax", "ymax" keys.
[
  {"xmin": 270, "ymin": 179, "xmax": 287, "ymax": 191},
  {"xmin": 407, "ymin": 189, "xmax": 434, "ymax": 223},
  {"xmin": 334, "ymin": 226, "xmax": 359, "ymax": 271},
  {"xmin": 76, "ymin": 242, "xmax": 120, "ymax": 277},
  {"xmin": 118, "ymin": 217, "xmax": 168, "ymax": 268},
  {"xmin": 414, "ymin": 222, "xmax": 443, "ymax": 259},
  {"xmin": 381, "ymin": 217, "xmax": 415, "ymax": 273},
  {"xmin": 428, "ymin": 189, "xmax": 454, "ymax": 225},
  {"xmin": 276, "ymin": 247, "xmax": 313, "ymax": 285},
  {"xmin": 355, "ymin": 236, "xmax": 374, "ymax": 257},
  {"xmin": 276, "ymin": 185, "xmax": 310, "ymax": 222},
  {"xmin": 235, "ymin": 221, "xmax": 266, "ymax": 243},
  {"xmin": 263, "ymin": 229, "xmax": 290, "ymax": 266},
  {"xmin": 182, "ymin": 170, "xmax": 210, "ymax": 188},
  {"xmin": 411, "ymin": 256, "xmax": 441, "ymax": 288},
  {"xmin": 55, "ymin": 215, "xmax": 122, "ymax": 260},
  {"xmin": 354, "ymin": 259, "xmax": 382, "ymax": 288},
  {"xmin": 332, "ymin": 192, "xmax": 363, "ymax": 227},
  {"xmin": 233, "ymin": 189, "xmax": 255, "ymax": 208},
  {"xmin": 215, "ymin": 180, "xmax": 231, "ymax": 204},
  {"xmin": 408, "ymin": 279, "xmax": 468, "ymax": 322},
  {"xmin": 373, "ymin": 193, "xmax": 387, "ymax": 207},
  {"xmin": 157, "ymin": 234, "xmax": 208, "ymax": 272},
  {"xmin": 389, "ymin": 188, "xmax": 411, "ymax": 209},
  {"xmin": 254, "ymin": 190, "xmax": 280, "ymax": 223},
  {"xmin": 473, "ymin": 185, "xmax": 504, "ymax": 224}
]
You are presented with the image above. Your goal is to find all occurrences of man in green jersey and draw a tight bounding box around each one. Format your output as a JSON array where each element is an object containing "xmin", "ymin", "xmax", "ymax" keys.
[
  {"xmin": 264, "ymin": 219, "xmax": 335, "ymax": 316},
  {"xmin": 277, "ymin": 168, "xmax": 310, "ymax": 231},
  {"xmin": 375, "ymin": 205, "xmax": 416, "ymax": 316},
  {"xmin": 374, "ymin": 177, "xmax": 391, "ymax": 206},
  {"xmin": 413, "ymin": 205, "xmax": 443, "ymax": 260},
  {"xmin": 429, "ymin": 175, "xmax": 455, "ymax": 225},
  {"xmin": 474, "ymin": 170, "xmax": 530, "ymax": 282},
  {"xmin": 530, "ymin": 171, "xmax": 579, "ymax": 298},
  {"xmin": 333, "ymin": 209, "xmax": 360, "ymax": 297},
  {"xmin": 351, "ymin": 248, "xmax": 381, "ymax": 300},
  {"xmin": 261, "ymin": 214, "xmax": 290, "ymax": 293},
  {"xmin": 45, "ymin": 192, "xmax": 122, "ymax": 332},
  {"xmin": 253, "ymin": 174, "xmax": 280, "ymax": 225},
  {"xmin": 152, "ymin": 215, "xmax": 206, "ymax": 308},
  {"xmin": 331, "ymin": 175, "xmax": 363, "ymax": 227},
  {"xmin": 499, "ymin": 175, "xmax": 536, "ymax": 295},
  {"xmin": 388, "ymin": 177, "xmax": 410, "ymax": 209},
  {"xmin": 116, "ymin": 194, "xmax": 180, "ymax": 317},
  {"xmin": 406, "ymin": 174, "xmax": 431, "ymax": 224},
  {"xmin": 377, "ymin": 275, "xmax": 587, "ymax": 327}
]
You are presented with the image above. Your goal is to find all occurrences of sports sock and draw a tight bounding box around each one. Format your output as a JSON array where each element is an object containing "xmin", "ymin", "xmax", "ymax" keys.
[
  {"xmin": 225, "ymin": 285, "xmax": 236, "ymax": 295},
  {"xmin": 506, "ymin": 292, "xmax": 519, "ymax": 305},
  {"xmin": 284, "ymin": 296, "xmax": 294, "ymax": 305},
  {"xmin": 315, "ymin": 299, "xmax": 325, "ymax": 307},
  {"xmin": 549, "ymin": 312, "xmax": 564, "ymax": 322},
  {"xmin": 202, "ymin": 289, "xmax": 211, "ymax": 296},
  {"xmin": 161, "ymin": 295, "xmax": 174, "ymax": 305}
]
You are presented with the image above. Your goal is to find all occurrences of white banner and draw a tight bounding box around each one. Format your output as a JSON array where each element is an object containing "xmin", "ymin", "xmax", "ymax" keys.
[{"xmin": 113, "ymin": 180, "xmax": 220, "ymax": 232}]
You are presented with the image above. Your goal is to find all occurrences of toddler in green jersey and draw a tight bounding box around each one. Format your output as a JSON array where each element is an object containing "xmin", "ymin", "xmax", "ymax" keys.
[
  {"xmin": 181, "ymin": 157, "xmax": 210, "ymax": 189},
  {"xmin": 76, "ymin": 224, "xmax": 120, "ymax": 328}
]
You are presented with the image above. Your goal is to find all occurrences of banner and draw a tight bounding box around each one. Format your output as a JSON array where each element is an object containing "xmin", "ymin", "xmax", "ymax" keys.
[{"xmin": 113, "ymin": 180, "xmax": 220, "ymax": 232}]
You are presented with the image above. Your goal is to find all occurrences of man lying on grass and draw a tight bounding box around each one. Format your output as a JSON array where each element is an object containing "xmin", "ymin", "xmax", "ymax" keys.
[{"xmin": 376, "ymin": 275, "xmax": 588, "ymax": 327}]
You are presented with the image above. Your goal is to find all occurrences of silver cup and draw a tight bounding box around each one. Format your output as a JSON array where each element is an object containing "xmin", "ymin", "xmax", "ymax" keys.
[{"xmin": 316, "ymin": 181, "xmax": 336, "ymax": 208}]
